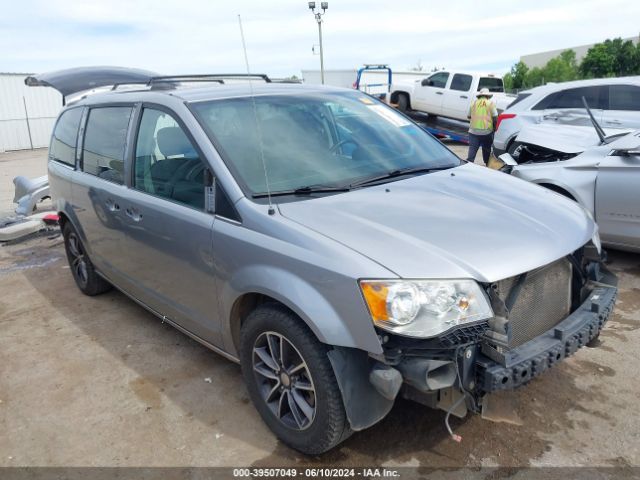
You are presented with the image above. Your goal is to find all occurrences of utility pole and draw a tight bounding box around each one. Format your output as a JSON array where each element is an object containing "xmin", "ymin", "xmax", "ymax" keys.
[{"xmin": 308, "ymin": 2, "xmax": 328, "ymax": 84}]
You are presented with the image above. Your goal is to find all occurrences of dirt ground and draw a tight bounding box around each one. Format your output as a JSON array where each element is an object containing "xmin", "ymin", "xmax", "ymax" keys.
[{"xmin": 1, "ymin": 148, "xmax": 639, "ymax": 470}]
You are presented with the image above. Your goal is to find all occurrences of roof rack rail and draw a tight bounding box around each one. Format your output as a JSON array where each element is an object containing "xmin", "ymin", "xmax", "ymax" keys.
[
  {"xmin": 111, "ymin": 73, "xmax": 272, "ymax": 90},
  {"xmin": 110, "ymin": 73, "xmax": 272, "ymax": 91},
  {"xmin": 150, "ymin": 73, "xmax": 271, "ymax": 84}
]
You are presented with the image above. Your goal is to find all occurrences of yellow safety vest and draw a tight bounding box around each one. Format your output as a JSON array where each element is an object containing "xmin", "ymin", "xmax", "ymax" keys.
[{"xmin": 470, "ymin": 99, "xmax": 493, "ymax": 131}]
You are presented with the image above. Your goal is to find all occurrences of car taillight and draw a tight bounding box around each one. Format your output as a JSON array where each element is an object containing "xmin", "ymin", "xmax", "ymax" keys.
[{"xmin": 495, "ymin": 113, "xmax": 516, "ymax": 131}]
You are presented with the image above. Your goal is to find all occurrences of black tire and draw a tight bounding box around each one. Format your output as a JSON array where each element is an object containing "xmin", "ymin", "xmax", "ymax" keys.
[
  {"xmin": 240, "ymin": 303, "xmax": 351, "ymax": 454},
  {"xmin": 396, "ymin": 93, "xmax": 409, "ymax": 112},
  {"xmin": 62, "ymin": 222, "xmax": 112, "ymax": 296},
  {"xmin": 507, "ymin": 140, "xmax": 522, "ymax": 158}
]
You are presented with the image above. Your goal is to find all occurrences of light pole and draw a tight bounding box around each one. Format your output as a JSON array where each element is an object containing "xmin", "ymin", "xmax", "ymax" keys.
[{"xmin": 308, "ymin": 2, "xmax": 328, "ymax": 84}]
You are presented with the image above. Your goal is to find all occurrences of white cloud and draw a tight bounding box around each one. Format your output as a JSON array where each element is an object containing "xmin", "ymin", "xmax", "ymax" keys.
[{"xmin": 0, "ymin": 0, "xmax": 638, "ymax": 77}]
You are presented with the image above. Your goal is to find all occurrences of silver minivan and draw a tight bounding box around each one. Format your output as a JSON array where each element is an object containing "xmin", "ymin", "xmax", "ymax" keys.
[{"xmin": 30, "ymin": 67, "xmax": 617, "ymax": 454}]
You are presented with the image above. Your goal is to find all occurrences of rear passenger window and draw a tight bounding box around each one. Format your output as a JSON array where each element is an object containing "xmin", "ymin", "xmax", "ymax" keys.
[
  {"xmin": 450, "ymin": 74, "xmax": 472, "ymax": 92},
  {"xmin": 82, "ymin": 107, "xmax": 132, "ymax": 184},
  {"xmin": 134, "ymin": 108, "xmax": 205, "ymax": 210},
  {"xmin": 50, "ymin": 108, "xmax": 83, "ymax": 167},
  {"xmin": 533, "ymin": 86, "xmax": 606, "ymax": 110},
  {"xmin": 609, "ymin": 85, "xmax": 640, "ymax": 111}
]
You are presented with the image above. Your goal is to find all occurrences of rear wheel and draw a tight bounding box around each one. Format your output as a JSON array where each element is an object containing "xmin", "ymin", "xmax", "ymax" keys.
[
  {"xmin": 62, "ymin": 223, "xmax": 112, "ymax": 296},
  {"xmin": 240, "ymin": 304, "xmax": 351, "ymax": 454},
  {"xmin": 396, "ymin": 93, "xmax": 409, "ymax": 112}
]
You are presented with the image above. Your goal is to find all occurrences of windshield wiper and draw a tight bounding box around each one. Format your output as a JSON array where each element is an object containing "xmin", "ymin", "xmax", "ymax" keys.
[
  {"xmin": 252, "ymin": 184, "xmax": 350, "ymax": 199},
  {"xmin": 350, "ymin": 165, "xmax": 454, "ymax": 188},
  {"xmin": 581, "ymin": 96, "xmax": 607, "ymax": 145}
]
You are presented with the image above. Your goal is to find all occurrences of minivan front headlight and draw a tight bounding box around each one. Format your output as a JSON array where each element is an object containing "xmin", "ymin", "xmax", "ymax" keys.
[{"xmin": 360, "ymin": 279, "xmax": 493, "ymax": 338}]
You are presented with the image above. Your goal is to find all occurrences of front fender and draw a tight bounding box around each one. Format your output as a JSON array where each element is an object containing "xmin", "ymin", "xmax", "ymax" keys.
[
  {"xmin": 219, "ymin": 264, "xmax": 383, "ymax": 357},
  {"xmin": 512, "ymin": 165, "xmax": 597, "ymax": 215}
]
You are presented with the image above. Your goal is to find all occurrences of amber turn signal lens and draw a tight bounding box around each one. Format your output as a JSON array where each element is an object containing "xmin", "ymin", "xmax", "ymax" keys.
[{"xmin": 361, "ymin": 282, "xmax": 389, "ymax": 321}]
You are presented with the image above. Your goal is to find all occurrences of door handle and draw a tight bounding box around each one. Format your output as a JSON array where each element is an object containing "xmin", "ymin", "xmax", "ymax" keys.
[
  {"xmin": 105, "ymin": 199, "xmax": 120, "ymax": 212},
  {"xmin": 543, "ymin": 114, "xmax": 559, "ymax": 120},
  {"xmin": 460, "ymin": 95, "xmax": 468, "ymax": 99},
  {"xmin": 606, "ymin": 119, "xmax": 622, "ymax": 125},
  {"xmin": 435, "ymin": 91, "xmax": 443, "ymax": 95},
  {"xmin": 125, "ymin": 207, "xmax": 143, "ymax": 222}
]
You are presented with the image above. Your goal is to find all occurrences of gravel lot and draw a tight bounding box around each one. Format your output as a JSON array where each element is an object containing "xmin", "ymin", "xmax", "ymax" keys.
[{"xmin": 1, "ymin": 147, "xmax": 639, "ymax": 470}]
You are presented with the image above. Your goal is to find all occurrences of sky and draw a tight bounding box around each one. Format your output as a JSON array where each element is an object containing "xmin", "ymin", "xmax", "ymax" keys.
[{"xmin": 1, "ymin": 0, "xmax": 639, "ymax": 78}]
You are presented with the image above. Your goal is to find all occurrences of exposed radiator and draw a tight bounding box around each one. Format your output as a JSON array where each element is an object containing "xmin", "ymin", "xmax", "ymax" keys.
[{"xmin": 496, "ymin": 258, "xmax": 572, "ymax": 348}]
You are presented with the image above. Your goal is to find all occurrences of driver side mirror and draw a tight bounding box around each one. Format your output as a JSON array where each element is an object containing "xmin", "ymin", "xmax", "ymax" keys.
[{"xmin": 421, "ymin": 79, "xmax": 432, "ymax": 87}]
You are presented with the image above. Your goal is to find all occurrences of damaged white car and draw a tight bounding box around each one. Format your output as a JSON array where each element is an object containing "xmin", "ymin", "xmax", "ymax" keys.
[{"xmin": 499, "ymin": 102, "xmax": 640, "ymax": 252}]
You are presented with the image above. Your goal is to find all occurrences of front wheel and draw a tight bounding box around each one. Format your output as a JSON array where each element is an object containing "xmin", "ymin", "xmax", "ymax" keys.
[{"xmin": 240, "ymin": 304, "xmax": 351, "ymax": 454}]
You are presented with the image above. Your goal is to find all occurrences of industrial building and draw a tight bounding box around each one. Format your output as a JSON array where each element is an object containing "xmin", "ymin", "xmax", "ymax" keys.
[
  {"xmin": 0, "ymin": 73, "xmax": 61, "ymax": 152},
  {"xmin": 520, "ymin": 35, "xmax": 639, "ymax": 68}
]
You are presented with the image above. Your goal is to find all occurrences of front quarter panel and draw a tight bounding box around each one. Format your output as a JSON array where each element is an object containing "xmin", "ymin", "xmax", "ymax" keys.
[
  {"xmin": 511, "ymin": 156, "xmax": 599, "ymax": 214},
  {"xmin": 213, "ymin": 202, "xmax": 394, "ymax": 357}
]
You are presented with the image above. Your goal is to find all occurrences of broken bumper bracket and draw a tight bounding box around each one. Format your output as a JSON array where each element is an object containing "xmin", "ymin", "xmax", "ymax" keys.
[{"xmin": 476, "ymin": 284, "xmax": 617, "ymax": 393}]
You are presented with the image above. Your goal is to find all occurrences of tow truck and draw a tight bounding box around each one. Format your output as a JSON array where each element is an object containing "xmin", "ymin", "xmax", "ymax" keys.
[{"xmin": 353, "ymin": 64, "xmax": 470, "ymax": 144}]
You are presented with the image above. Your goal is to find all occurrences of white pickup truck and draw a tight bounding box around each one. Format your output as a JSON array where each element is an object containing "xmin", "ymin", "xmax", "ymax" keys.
[{"xmin": 389, "ymin": 70, "xmax": 514, "ymax": 122}]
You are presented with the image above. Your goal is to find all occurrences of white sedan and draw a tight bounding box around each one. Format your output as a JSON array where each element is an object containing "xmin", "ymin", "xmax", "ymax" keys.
[{"xmin": 499, "ymin": 122, "xmax": 640, "ymax": 253}]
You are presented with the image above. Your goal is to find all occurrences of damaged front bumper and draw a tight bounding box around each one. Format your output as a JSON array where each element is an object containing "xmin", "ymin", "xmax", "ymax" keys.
[
  {"xmin": 329, "ymin": 263, "xmax": 617, "ymax": 431},
  {"xmin": 328, "ymin": 258, "xmax": 618, "ymax": 430},
  {"xmin": 476, "ymin": 282, "xmax": 617, "ymax": 393}
]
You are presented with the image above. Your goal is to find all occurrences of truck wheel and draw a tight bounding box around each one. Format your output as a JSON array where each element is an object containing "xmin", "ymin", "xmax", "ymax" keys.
[
  {"xmin": 62, "ymin": 222, "xmax": 112, "ymax": 296},
  {"xmin": 240, "ymin": 304, "xmax": 351, "ymax": 454},
  {"xmin": 396, "ymin": 93, "xmax": 409, "ymax": 112}
]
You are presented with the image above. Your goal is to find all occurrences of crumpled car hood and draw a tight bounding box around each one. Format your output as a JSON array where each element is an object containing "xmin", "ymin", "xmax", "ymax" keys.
[
  {"xmin": 516, "ymin": 124, "xmax": 633, "ymax": 153},
  {"xmin": 278, "ymin": 164, "xmax": 594, "ymax": 283}
]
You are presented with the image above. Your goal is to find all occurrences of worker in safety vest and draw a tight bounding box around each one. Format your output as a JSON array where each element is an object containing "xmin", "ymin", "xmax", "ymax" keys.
[{"xmin": 466, "ymin": 87, "xmax": 498, "ymax": 166}]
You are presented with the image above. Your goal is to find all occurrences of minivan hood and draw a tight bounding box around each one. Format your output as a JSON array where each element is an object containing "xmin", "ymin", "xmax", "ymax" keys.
[{"xmin": 278, "ymin": 164, "xmax": 594, "ymax": 283}]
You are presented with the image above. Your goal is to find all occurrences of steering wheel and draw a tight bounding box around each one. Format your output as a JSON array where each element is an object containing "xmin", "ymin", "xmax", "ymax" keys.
[{"xmin": 329, "ymin": 138, "xmax": 358, "ymax": 154}]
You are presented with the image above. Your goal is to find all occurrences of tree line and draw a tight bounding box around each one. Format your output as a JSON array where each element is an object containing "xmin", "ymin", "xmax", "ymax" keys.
[{"xmin": 503, "ymin": 37, "xmax": 640, "ymax": 91}]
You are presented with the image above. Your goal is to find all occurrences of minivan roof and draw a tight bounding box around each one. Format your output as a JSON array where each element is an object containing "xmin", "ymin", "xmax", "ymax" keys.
[
  {"xmin": 523, "ymin": 75, "xmax": 640, "ymax": 94},
  {"xmin": 25, "ymin": 66, "xmax": 343, "ymax": 105},
  {"xmin": 66, "ymin": 82, "xmax": 348, "ymax": 107}
]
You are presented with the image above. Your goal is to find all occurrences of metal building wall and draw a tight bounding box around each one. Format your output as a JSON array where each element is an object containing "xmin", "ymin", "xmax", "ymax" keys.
[{"xmin": 0, "ymin": 73, "xmax": 62, "ymax": 152}]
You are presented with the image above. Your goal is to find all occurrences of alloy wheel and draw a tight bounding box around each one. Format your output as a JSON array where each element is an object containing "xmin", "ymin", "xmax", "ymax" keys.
[
  {"xmin": 67, "ymin": 232, "xmax": 88, "ymax": 287},
  {"xmin": 252, "ymin": 331, "xmax": 317, "ymax": 430}
]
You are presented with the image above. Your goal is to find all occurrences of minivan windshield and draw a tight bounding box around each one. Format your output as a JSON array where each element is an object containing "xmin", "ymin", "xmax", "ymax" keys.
[{"xmin": 191, "ymin": 91, "xmax": 460, "ymax": 197}]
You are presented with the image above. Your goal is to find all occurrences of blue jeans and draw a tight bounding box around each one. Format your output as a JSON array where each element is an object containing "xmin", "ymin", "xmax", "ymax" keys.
[{"xmin": 467, "ymin": 132, "xmax": 493, "ymax": 165}]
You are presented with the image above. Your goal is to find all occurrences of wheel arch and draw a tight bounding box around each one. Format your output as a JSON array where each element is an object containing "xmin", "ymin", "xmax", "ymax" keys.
[
  {"xmin": 222, "ymin": 267, "xmax": 382, "ymax": 358},
  {"xmin": 390, "ymin": 90, "xmax": 411, "ymax": 109},
  {"xmin": 536, "ymin": 182, "xmax": 578, "ymax": 201},
  {"xmin": 56, "ymin": 205, "xmax": 95, "ymax": 256}
]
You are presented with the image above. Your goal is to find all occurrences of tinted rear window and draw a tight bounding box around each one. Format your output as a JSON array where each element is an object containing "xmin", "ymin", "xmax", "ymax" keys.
[
  {"xmin": 50, "ymin": 108, "xmax": 83, "ymax": 167},
  {"xmin": 609, "ymin": 85, "xmax": 640, "ymax": 111},
  {"xmin": 478, "ymin": 77, "xmax": 504, "ymax": 92},
  {"xmin": 533, "ymin": 86, "xmax": 607, "ymax": 110},
  {"xmin": 82, "ymin": 107, "xmax": 133, "ymax": 184}
]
